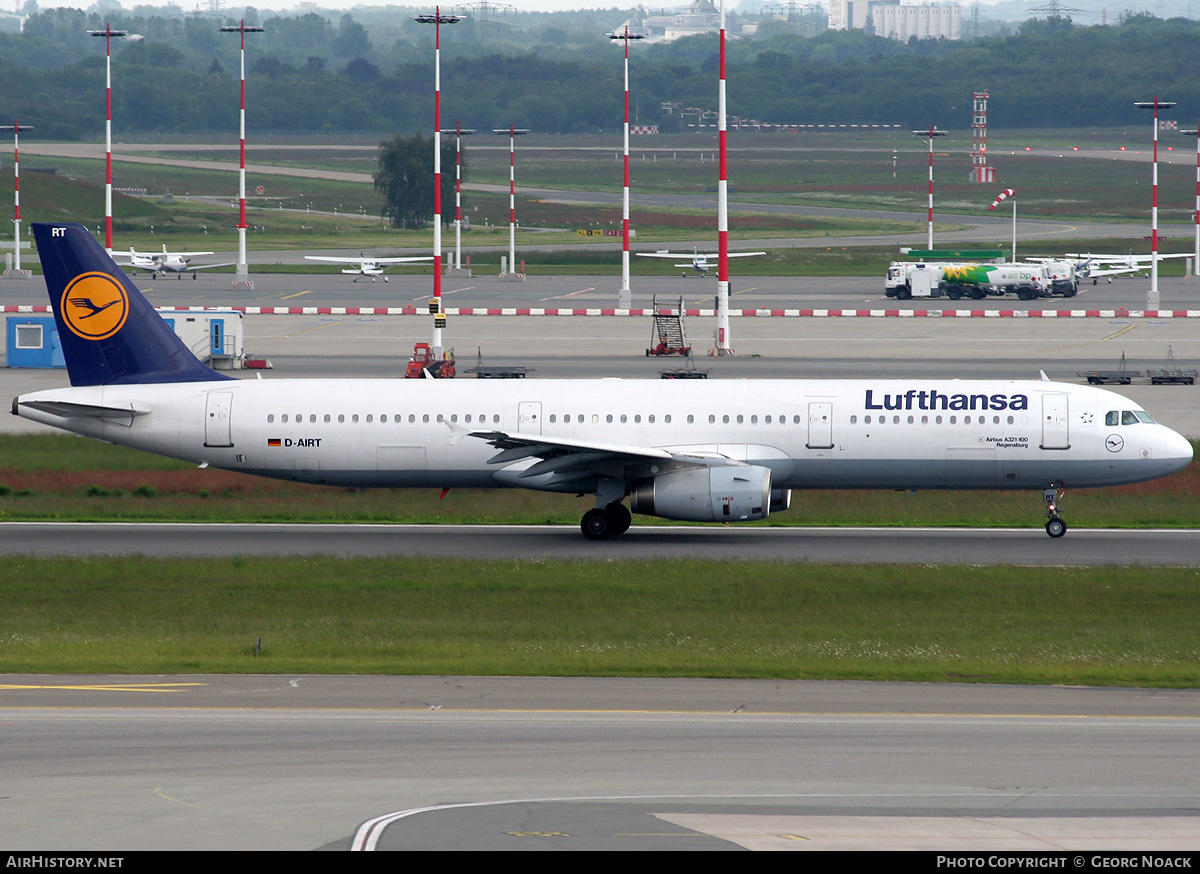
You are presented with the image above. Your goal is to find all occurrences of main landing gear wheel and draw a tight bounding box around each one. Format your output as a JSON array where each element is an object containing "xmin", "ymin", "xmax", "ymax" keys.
[
  {"xmin": 580, "ymin": 503, "xmax": 632, "ymax": 540},
  {"xmin": 1046, "ymin": 518, "xmax": 1067, "ymax": 538}
]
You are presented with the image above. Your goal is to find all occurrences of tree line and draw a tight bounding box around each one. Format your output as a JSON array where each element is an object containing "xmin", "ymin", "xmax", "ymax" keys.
[{"xmin": 2, "ymin": 11, "xmax": 1199, "ymax": 139}]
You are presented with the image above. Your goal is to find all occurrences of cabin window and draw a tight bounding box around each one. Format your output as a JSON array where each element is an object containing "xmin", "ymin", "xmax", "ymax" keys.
[
  {"xmin": 664, "ymin": 415, "xmax": 672, "ymax": 424},
  {"xmin": 993, "ymin": 416, "xmax": 1000, "ymax": 425},
  {"xmin": 324, "ymin": 414, "xmax": 331, "ymax": 423},
  {"xmin": 634, "ymin": 415, "xmax": 642, "ymax": 423},
  {"xmin": 648, "ymin": 414, "xmax": 655, "ymax": 424},
  {"xmin": 1007, "ymin": 416, "xmax": 1014, "ymax": 425},
  {"xmin": 949, "ymin": 416, "xmax": 957, "ymax": 424},
  {"xmin": 422, "ymin": 414, "xmax": 430, "ymax": 423},
  {"xmin": 281, "ymin": 414, "xmax": 289, "ymax": 423},
  {"xmin": 708, "ymin": 415, "xmax": 715, "ymax": 424},
  {"xmin": 366, "ymin": 415, "xmax": 373, "ymax": 423},
  {"xmin": 267, "ymin": 414, "xmax": 275, "ymax": 423},
  {"xmin": 549, "ymin": 415, "xmax": 556, "ymax": 423},
  {"xmin": 621, "ymin": 414, "xmax": 628, "ymax": 424},
  {"xmin": 893, "ymin": 416, "xmax": 900, "ymax": 424},
  {"xmin": 850, "ymin": 415, "xmax": 857, "ymax": 424},
  {"xmin": 907, "ymin": 416, "xmax": 914, "ymax": 424},
  {"xmin": 921, "ymin": 415, "xmax": 929, "ymax": 424},
  {"xmin": 592, "ymin": 414, "xmax": 600, "ymax": 424},
  {"xmin": 864, "ymin": 415, "xmax": 871, "ymax": 424},
  {"xmin": 310, "ymin": 414, "xmax": 317, "ymax": 423},
  {"xmin": 736, "ymin": 415, "xmax": 744, "ymax": 424},
  {"xmin": 936, "ymin": 416, "xmax": 943, "ymax": 425},
  {"xmin": 793, "ymin": 415, "xmax": 801, "ymax": 424},
  {"xmin": 765, "ymin": 415, "xmax": 772, "ymax": 424},
  {"xmin": 964, "ymin": 416, "xmax": 972, "ymax": 425},
  {"xmin": 606, "ymin": 414, "xmax": 613, "ymax": 423},
  {"xmin": 338, "ymin": 414, "xmax": 345, "ymax": 424},
  {"xmin": 722, "ymin": 415, "xmax": 729, "ymax": 424},
  {"xmin": 436, "ymin": 414, "xmax": 444, "ymax": 423},
  {"xmin": 450, "ymin": 414, "xmax": 458, "ymax": 423},
  {"xmin": 410, "ymin": 415, "xmax": 417, "ymax": 423}
]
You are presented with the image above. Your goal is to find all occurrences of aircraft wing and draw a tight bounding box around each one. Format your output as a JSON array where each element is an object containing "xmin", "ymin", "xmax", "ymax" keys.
[
  {"xmin": 187, "ymin": 262, "xmax": 238, "ymax": 271},
  {"xmin": 636, "ymin": 251, "xmax": 765, "ymax": 259},
  {"xmin": 304, "ymin": 256, "xmax": 433, "ymax": 265},
  {"xmin": 470, "ymin": 429, "xmax": 675, "ymax": 483}
]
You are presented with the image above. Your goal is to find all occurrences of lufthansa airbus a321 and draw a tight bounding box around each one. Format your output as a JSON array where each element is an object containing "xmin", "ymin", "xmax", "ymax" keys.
[{"xmin": 13, "ymin": 223, "xmax": 1194, "ymax": 539}]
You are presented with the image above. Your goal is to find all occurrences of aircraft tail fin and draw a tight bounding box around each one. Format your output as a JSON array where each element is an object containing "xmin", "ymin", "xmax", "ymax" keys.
[{"xmin": 34, "ymin": 222, "xmax": 233, "ymax": 387}]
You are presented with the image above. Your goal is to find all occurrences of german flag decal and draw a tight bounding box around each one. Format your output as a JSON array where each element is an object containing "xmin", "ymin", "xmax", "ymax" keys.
[{"xmin": 267, "ymin": 438, "xmax": 281, "ymax": 447}]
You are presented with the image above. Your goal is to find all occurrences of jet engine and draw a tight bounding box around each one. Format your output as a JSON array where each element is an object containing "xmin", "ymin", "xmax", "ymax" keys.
[{"xmin": 630, "ymin": 464, "xmax": 773, "ymax": 523}]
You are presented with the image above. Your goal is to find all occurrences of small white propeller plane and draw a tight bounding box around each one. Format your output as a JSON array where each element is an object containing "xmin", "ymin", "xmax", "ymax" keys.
[
  {"xmin": 116, "ymin": 245, "xmax": 235, "ymax": 280},
  {"xmin": 636, "ymin": 248, "xmax": 766, "ymax": 278},
  {"xmin": 304, "ymin": 254, "xmax": 434, "ymax": 282},
  {"xmin": 1061, "ymin": 252, "xmax": 1192, "ymax": 284}
]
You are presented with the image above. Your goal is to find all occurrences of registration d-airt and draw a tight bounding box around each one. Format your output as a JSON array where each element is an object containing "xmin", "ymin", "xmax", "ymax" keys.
[{"xmin": 14, "ymin": 224, "xmax": 1194, "ymax": 540}]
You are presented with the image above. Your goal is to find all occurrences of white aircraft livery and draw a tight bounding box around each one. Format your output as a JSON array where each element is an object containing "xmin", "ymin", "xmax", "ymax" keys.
[{"xmin": 13, "ymin": 223, "xmax": 1195, "ymax": 539}]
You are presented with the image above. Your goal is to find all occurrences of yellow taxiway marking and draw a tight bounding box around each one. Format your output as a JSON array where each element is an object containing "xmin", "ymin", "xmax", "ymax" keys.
[
  {"xmin": 283, "ymin": 321, "xmax": 342, "ymax": 338},
  {"xmin": 280, "ymin": 290, "xmax": 314, "ymax": 300},
  {"xmin": 156, "ymin": 788, "xmax": 197, "ymax": 807},
  {"xmin": 0, "ymin": 683, "xmax": 207, "ymax": 693},
  {"xmin": 1042, "ymin": 322, "xmax": 1136, "ymax": 353}
]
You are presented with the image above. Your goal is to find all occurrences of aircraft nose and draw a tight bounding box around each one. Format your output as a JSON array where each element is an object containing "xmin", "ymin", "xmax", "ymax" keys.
[{"xmin": 1161, "ymin": 427, "xmax": 1194, "ymax": 475}]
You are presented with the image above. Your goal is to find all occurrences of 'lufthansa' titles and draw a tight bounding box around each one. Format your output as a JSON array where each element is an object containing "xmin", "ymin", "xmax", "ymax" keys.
[{"xmin": 865, "ymin": 389, "xmax": 1029, "ymax": 412}]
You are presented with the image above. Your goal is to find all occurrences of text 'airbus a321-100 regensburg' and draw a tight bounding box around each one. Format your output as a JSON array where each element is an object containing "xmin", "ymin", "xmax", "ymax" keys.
[{"xmin": 13, "ymin": 223, "xmax": 1194, "ymax": 539}]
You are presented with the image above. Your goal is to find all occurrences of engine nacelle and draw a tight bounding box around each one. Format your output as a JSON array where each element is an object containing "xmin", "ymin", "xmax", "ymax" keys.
[{"xmin": 630, "ymin": 465, "xmax": 773, "ymax": 523}]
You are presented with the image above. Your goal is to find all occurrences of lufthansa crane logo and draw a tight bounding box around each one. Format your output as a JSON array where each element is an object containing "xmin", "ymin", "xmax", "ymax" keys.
[{"xmin": 60, "ymin": 272, "xmax": 129, "ymax": 341}]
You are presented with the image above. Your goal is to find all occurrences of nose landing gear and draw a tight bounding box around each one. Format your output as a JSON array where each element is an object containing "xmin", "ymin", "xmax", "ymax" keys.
[{"xmin": 1044, "ymin": 485, "xmax": 1068, "ymax": 538}]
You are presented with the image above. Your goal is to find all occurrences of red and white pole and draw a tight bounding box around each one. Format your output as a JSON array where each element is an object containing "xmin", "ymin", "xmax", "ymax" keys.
[
  {"xmin": 1137, "ymin": 97, "xmax": 1175, "ymax": 309},
  {"xmin": 416, "ymin": 10, "xmax": 460, "ymax": 355},
  {"xmin": 1186, "ymin": 125, "xmax": 1200, "ymax": 275},
  {"xmin": 610, "ymin": 26, "xmax": 642, "ymax": 310},
  {"xmin": 927, "ymin": 127, "xmax": 934, "ymax": 248},
  {"xmin": 2, "ymin": 122, "xmax": 32, "ymax": 274},
  {"xmin": 451, "ymin": 124, "xmax": 472, "ymax": 270},
  {"xmin": 89, "ymin": 24, "xmax": 127, "ymax": 253},
  {"xmin": 715, "ymin": 0, "xmax": 731, "ymax": 355},
  {"xmin": 508, "ymin": 125, "xmax": 516, "ymax": 273},
  {"xmin": 221, "ymin": 22, "xmax": 263, "ymax": 285},
  {"xmin": 913, "ymin": 126, "xmax": 946, "ymax": 251}
]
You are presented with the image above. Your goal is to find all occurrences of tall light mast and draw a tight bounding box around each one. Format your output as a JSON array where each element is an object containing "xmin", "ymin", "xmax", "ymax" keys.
[
  {"xmin": 88, "ymin": 24, "xmax": 128, "ymax": 254},
  {"xmin": 415, "ymin": 8, "xmax": 462, "ymax": 356},
  {"xmin": 493, "ymin": 126, "xmax": 529, "ymax": 280},
  {"xmin": 1136, "ymin": 98, "xmax": 1176, "ymax": 311},
  {"xmin": 1, "ymin": 122, "xmax": 32, "ymax": 277},
  {"xmin": 1181, "ymin": 125, "xmax": 1200, "ymax": 278},
  {"xmin": 440, "ymin": 124, "xmax": 474, "ymax": 274},
  {"xmin": 609, "ymin": 25, "xmax": 643, "ymax": 310},
  {"xmin": 220, "ymin": 20, "xmax": 264, "ymax": 288},
  {"xmin": 913, "ymin": 126, "xmax": 947, "ymax": 250},
  {"xmin": 715, "ymin": 0, "xmax": 731, "ymax": 356}
]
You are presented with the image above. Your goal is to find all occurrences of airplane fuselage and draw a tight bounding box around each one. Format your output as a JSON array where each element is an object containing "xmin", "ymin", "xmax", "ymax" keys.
[{"xmin": 15, "ymin": 377, "xmax": 1191, "ymax": 494}]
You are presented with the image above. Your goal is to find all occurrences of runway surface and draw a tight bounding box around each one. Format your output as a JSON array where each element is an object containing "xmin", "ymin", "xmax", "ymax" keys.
[
  {"xmin": 3, "ymin": 676, "xmax": 1200, "ymax": 851},
  {"xmin": 2, "ymin": 522, "xmax": 1199, "ymax": 564}
]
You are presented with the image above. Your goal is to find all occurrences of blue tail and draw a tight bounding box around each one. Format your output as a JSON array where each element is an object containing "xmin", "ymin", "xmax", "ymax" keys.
[{"xmin": 34, "ymin": 223, "xmax": 232, "ymax": 386}]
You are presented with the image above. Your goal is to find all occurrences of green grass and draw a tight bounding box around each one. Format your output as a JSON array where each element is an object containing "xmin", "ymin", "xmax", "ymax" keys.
[{"xmin": 1, "ymin": 557, "xmax": 1198, "ymax": 684}]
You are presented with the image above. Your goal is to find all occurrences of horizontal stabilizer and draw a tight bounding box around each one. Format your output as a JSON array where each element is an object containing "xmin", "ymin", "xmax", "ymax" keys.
[{"xmin": 16, "ymin": 398, "xmax": 150, "ymax": 424}]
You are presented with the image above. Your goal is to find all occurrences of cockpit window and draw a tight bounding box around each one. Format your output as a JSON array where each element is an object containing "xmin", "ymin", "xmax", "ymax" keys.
[
  {"xmin": 1134, "ymin": 410, "xmax": 1155, "ymax": 424},
  {"xmin": 1106, "ymin": 411, "xmax": 1119, "ymax": 426},
  {"xmin": 1121, "ymin": 411, "xmax": 1140, "ymax": 426}
]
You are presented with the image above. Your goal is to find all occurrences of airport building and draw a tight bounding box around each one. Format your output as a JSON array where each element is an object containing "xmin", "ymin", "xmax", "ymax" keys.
[{"xmin": 827, "ymin": 0, "xmax": 962, "ymax": 41}]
